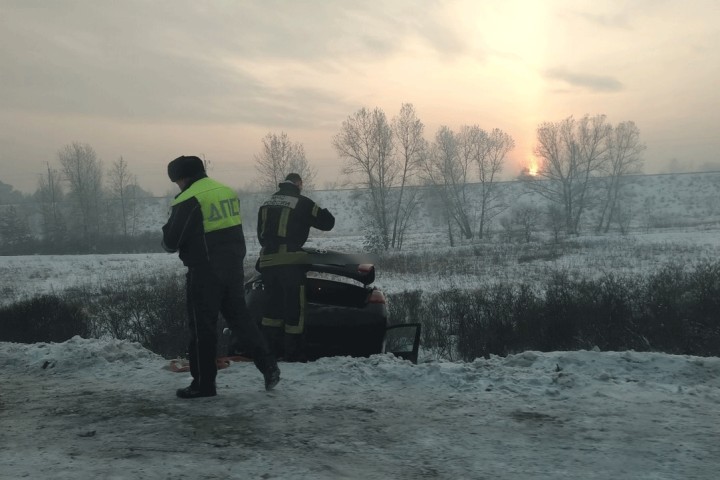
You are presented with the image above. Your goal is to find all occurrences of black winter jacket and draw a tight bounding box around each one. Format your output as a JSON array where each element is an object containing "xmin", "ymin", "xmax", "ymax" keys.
[
  {"xmin": 257, "ymin": 181, "xmax": 335, "ymax": 254},
  {"xmin": 162, "ymin": 175, "xmax": 247, "ymax": 268}
]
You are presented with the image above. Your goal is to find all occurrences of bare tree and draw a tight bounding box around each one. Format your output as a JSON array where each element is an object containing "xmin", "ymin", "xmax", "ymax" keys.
[
  {"xmin": 476, "ymin": 128, "xmax": 514, "ymax": 238},
  {"xmin": 58, "ymin": 142, "xmax": 104, "ymax": 243},
  {"xmin": 545, "ymin": 202, "xmax": 565, "ymax": 244},
  {"xmin": 393, "ymin": 187, "xmax": 421, "ymax": 251},
  {"xmin": 254, "ymin": 132, "xmax": 317, "ymax": 192},
  {"xmin": 390, "ymin": 103, "xmax": 426, "ymax": 249},
  {"xmin": 422, "ymin": 126, "xmax": 474, "ymax": 242},
  {"xmin": 572, "ymin": 115, "xmax": 611, "ymax": 231},
  {"xmin": 523, "ymin": 115, "xmax": 611, "ymax": 234},
  {"xmin": 500, "ymin": 203, "xmax": 540, "ymax": 243},
  {"xmin": 36, "ymin": 163, "xmax": 66, "ymax": 243},
  {"xmin": 456, "ymin": 125, "xmax": 514, "ymax": 238},
  {"xmin": 0, "ymin": 205, "xmax": 33, "ymax": 252},
  {"xmin": 333, "ymin": 107, "xmax": 397, "ymax": 250},
  {"xmin": 597, "ymin": 121, "xmax": 645, "ymax": 232},
  {"xmin": 107, "ymin": 156, "xmax": 137, "ymax": 237},
  {"xmin": 457, "ymin": 126, "xmax": 485, "ymax": 237}
]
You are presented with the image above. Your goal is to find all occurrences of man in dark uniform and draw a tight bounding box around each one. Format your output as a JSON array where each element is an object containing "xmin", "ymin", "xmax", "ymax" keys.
[
  {"xmin": 257, "ymin": 173, "xmax": 335, "ymax": 361},
  {"xmin": 162, "ymin": 155, "xmax": 280, "ymax": 398}
]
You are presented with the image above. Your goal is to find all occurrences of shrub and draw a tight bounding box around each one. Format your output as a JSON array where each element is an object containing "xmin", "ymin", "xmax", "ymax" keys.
[
  {"xmin": 456, "ymin": 285, "xmax": 516, "ymax": 360},
  {"xmin": 387, "ymin": 290, "xmax": 423, "ymax": 324},
  {"xmin": 415, "ymin": 289, "xmax": 463, "ymax": 361},
  {"xmin": 389, "ymin": 260, "xmax": 720, "ymax": 361},
  {"xmin": 0, "ymin": 295, "xmax": 89, "ymax": 343},
  {"xmin": 642, "ymin": 263, "xmax": 720, "ymax": 355},
  {"xmin": 88, "ymin": 274, "xmax": 187, "ymax": 358},
  {"xmin": 7, "ymin": 259, "xmax": 720, "ymax": 362},
  {"xmin": 512, "ymin": 283, "xmax": 545, "ymax": 352}
]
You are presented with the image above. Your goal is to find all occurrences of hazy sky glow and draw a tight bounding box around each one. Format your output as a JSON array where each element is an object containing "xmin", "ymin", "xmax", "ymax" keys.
[{"xmin": 1, "ymin": 0, "xmax": 718, "ymax": 194}]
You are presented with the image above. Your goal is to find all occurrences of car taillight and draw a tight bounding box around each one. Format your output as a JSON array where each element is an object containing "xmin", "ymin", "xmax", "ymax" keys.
[
  {"xmin": 358, "ymin": 264, "xmax": 376, "ymax": 284},
  {"xmin": 368, "ymin": 289, "xmax": 386, "ymax": 304}
]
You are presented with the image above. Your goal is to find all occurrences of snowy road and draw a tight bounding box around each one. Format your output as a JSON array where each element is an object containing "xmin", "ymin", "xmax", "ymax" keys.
[{"xmin": 1, "ymin": 338, "xmax": 719, "ymax": 479}]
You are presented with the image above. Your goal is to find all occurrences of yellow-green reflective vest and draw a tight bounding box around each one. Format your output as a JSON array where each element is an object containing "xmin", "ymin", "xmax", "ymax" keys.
[{"xmin": 171, "ymin": 177, "xmax": 242, "ymax": 233}]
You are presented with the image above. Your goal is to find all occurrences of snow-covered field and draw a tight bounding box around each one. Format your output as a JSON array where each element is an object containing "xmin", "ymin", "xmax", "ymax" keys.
[
  {"xmin": 3, "ymin": 227, "xmax": 720, "ymax": 305},
  {"xmin": 1, "ymin": 337, "xmax": 719, "ymax": 479}
]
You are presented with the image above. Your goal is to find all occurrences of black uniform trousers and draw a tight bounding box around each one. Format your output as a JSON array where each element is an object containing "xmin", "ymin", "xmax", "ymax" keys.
[
  {"xmin": 186, "ymin": 264, "xmax": 273, "ymax": 392},
  {"xmin": 260, "ymin": 264, "xmax": 308, "ymax": 360}
]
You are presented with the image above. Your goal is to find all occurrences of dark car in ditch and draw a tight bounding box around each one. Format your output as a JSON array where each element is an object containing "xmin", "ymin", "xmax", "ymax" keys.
[{"xmin": 239, "ymin": 248, "xmax": 421, "ymax": 363}]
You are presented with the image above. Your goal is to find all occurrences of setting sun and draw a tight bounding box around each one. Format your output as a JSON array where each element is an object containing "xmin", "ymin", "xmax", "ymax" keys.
[{"xmin": 527, "ymin": 157, "xmax": 539, "ymax": 176}]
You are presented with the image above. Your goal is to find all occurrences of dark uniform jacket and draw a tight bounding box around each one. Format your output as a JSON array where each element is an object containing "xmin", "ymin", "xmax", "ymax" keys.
[
  {"xmin": 257, "ymin": 181, "xmax": 335, "ymax": 261},
  {"xmin": 162, "ymin": 175, "xmax": 247, "ymax": 268}
]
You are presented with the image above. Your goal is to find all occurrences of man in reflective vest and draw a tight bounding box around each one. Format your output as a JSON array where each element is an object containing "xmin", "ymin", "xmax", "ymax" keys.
[
  {"xmin": 257, "ymin": 173, "xmax": 335, "ymax": 361},
  {"xmin": 162, "ymin": 155, "xmax": 279, "ymax": 398}
]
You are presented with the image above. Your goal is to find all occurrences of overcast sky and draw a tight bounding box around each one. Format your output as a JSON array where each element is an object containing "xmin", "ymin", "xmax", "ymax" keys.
[{"xmin": 1, "ymin": 0, "xmax": 718, "ymax": 195}]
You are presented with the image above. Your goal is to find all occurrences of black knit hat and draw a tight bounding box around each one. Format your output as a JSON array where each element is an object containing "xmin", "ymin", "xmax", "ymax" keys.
[
  {"xmin": 167, "ymin": 156, "xmax": 205, "ymax": 182},
  {"xmin": 284, "ymin": 173, "xmax": 302, "ymax": 183}
]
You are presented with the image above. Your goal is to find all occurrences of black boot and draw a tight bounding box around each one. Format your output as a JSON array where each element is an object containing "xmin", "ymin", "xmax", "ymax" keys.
[
  {"xmin": 264, "ymin": 363, "xmax": 281, "ymax": 391},
  {"xmin": 253, "ymin": 353, "xmax": 281, "ymax": 391},
  {"xmin": 176, "ymin": 381, "xmax": 216, "ymax": 399}
]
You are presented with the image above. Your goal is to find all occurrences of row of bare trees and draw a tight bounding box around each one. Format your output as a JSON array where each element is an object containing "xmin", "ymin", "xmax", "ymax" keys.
[
  {"xmin": 34, "ymin": 142, "xmax": 144, "ymax": 247},
  {"xmin": 252, "ymin": 107, "xmax": 643, "ymax": 250},
  {"xmin": 3, "ymin": 109, "xmax": 644, "ymax": 254},
  {"xmin": 421, "ymin": 125, "xmax": 515, "ymax": 244},
  {"xmin": 333, "ymin": 106, "xmax": 404, "ymax": 250},
  {"xmin": 330, "ymin": 103, "xmax": 515, "ymax": 249},
  {"xmin": 0, "ymin": 143, "xmax": 150, "ymax": 253},
  {"xmin": 251, "ymin": 104, "xmax": 432, "ymax": 251},
  {"xmin": 523, "ymin": 115, "xmax": 645, "ymax": 235}
]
